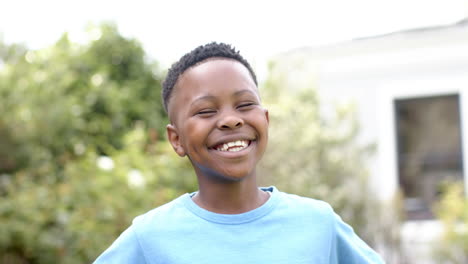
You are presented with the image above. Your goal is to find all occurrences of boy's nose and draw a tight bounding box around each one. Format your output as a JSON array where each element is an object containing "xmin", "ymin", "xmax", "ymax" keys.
[{"xmin": 217, "ymin": 114, "xmax": 244, "ymax": 130}]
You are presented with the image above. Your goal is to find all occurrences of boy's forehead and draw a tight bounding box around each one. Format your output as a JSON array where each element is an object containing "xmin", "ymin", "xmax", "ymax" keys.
[{"xmin": 180, "ymin": 58, "xmax": 249, "ymax": 82}]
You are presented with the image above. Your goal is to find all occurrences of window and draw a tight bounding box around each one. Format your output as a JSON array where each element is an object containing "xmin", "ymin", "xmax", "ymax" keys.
[{"xmin": 395, "ymin": 94, "xmax": 464, "ymax": 220}]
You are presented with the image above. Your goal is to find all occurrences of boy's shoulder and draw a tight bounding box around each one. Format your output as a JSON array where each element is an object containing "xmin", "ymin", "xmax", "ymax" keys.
[
  {"xmin": 276, "ymin": 188, "xmax": 335, "ymax": 216},
  {"xmin": 254, "ymin": 186, "xmax": 334, "ymax": 223},
  {"xmin": 131, "ymin": 194, "xmax": 191, "ymax": 231}
]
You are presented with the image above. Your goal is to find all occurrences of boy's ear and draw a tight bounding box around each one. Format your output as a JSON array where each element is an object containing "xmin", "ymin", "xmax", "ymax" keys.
[
  {"xmin": 263, "ymin": 108, "xmax": 269, "ymax": 124},
  {"xmin": 166, "ymin": 124, "xmax": 186, "ymax": 157}
]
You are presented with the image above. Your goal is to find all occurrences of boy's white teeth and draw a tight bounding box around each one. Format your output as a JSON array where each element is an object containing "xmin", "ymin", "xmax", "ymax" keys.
[{"xmin": 215, "ymin": 140, "xmax": 249, "ymax": 152}]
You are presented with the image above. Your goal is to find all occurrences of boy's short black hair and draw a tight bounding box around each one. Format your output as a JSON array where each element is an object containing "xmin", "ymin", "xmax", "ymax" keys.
[{"xmin": 162, "ymin": 42, "xmax": 258, "ymax": 113}]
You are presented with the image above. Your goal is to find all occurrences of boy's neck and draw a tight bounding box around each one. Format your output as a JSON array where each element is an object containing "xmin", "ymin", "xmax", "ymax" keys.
[{"xmin": 192, "ymin": 177, "xmax": 270, "ymax": 214}]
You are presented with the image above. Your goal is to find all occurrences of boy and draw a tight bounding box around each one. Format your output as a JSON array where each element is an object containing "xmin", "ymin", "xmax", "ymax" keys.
[{"xmin": 94, "ymin": 42, "xmax": 385, "ymax": 263}]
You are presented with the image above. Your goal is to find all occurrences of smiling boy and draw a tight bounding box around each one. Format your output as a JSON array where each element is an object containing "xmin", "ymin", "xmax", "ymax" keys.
[{"xmin": 94, "ymin": 42, "xmax": 385, "ymax": 263}]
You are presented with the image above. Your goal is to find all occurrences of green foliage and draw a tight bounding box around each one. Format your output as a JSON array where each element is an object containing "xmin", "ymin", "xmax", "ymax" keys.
[
  {"xmin": 258, "ymin": 61, "xmax": 402, "ymax": 261},
  {"xmin": 0, "ymin": 40, "xmax": 27, "ymax": 64},
  {"xmin": 0, "ymin": 24, "xmax": 196, "ymax": 263},
  {"xmin": 434, "ymin": 183, "xmax": 468, "ymax": 263},
  {"xmin": 0, "ymin": 23, "xmax": 167, "ymax": 175},
  {"xmin": 0, "ymin": 125, "xmax": 195, "ymax": 263}
]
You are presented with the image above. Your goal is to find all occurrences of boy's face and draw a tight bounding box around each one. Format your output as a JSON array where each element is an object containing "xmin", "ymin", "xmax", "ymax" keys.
[{"xmin": 166, "ymin": 59, "xmax": 269, "ymax": 182}]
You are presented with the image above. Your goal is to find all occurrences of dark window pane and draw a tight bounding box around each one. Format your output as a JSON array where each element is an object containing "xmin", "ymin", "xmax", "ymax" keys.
[{"xmin": 395, "ymin": 94, "xmax": 464, "ymax": 220}]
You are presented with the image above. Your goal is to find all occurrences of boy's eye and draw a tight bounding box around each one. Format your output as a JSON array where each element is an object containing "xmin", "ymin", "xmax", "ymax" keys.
[
  {"xmin": 237, "ymin": 102, "xmax": 255, "ymax": 109},
  {"xmin": 196, "ymin": 109, "xmax": 216, "ymax": 116}
]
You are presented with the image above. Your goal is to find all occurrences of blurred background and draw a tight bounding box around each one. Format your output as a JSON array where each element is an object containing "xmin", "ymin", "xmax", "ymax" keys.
[{"xmin": 1, "ymin": 1, "xmax": 468, "ymax": 263}]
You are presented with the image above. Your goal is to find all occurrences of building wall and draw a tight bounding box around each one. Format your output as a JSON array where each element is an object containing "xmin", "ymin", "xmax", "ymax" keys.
[{"xmin": 316, "ymin": 26, "xmax": 468, "ymax": 201}]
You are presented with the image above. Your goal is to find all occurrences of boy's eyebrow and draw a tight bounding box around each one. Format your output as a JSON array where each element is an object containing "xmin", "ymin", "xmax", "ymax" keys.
[
  {"xmin": 190, "ymin": 89, "xmax": 259, "ymax": 107},
  {"xmin": 233, "ymin": 89, "xmax": 258, "ymax": 97},
  {"xmin": 190, "ymin": 95, "xmax": 216, "ymax": 107}
]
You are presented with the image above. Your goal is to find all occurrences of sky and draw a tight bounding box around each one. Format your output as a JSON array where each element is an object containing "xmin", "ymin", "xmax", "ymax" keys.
[{"xmin": 1, "ymin": 0, "xmax": 467, "ymax": 76}]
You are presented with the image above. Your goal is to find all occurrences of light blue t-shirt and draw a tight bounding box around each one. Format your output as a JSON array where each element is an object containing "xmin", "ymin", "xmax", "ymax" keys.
[{"xmin": 94, "ymin": 187, "xmax": 385, "ymax": 263}]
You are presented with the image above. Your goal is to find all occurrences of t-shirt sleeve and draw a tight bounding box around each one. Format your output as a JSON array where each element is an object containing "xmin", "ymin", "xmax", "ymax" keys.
[
  {"xmin": 329, "ymin": 210, "xmax": 385, "ymax": 264},
  {"xmin": 93, "ymin": 225, "xmax": 147, "ymax": 264}
]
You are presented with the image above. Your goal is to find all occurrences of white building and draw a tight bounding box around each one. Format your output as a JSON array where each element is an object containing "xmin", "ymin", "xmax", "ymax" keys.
[{"xmin": 273, "ymin": 18, "xmax": 468, "ymax": 263}]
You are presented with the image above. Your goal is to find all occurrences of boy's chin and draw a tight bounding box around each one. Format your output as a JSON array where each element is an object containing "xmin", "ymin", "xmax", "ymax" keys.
[{"xmin": 193, "ymin": 163, "xmax": 254, "ymax": 183}]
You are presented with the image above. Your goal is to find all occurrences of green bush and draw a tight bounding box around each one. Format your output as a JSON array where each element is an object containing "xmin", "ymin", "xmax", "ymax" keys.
[
  {"xmin": 0, "ymin": 23, "xmax": 166, "ymax": 176},
  {"xmin": 0, "ymin": 125, "xmax": 195, "ymax": 263},
  {"xmin": 0, "ymin": 23, "xmax": 196, "ymax": 263},
  {"xmin": 434, "ymin": 183, "xmax": 468, "ymax": 263}
]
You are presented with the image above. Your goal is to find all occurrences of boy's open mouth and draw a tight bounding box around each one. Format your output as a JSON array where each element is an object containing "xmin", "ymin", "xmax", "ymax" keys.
[{"xmin": 210, "ymin": 140, "xmax": 252, "ymax": 152}]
